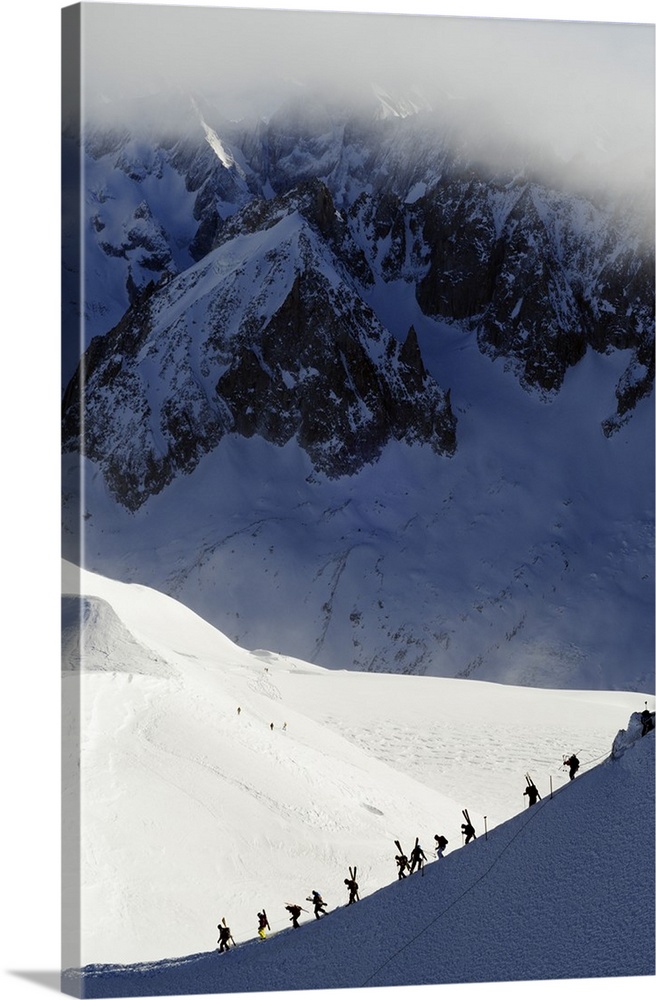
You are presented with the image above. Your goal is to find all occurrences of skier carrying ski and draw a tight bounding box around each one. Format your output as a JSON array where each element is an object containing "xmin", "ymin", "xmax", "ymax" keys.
[
  {"xmin": 434, "ymin": 833, "xmax": 448, "ymax": 860},
  {"xmin": 523, "ymin": 781, "xmax": 541, "ymax": 807},
  {"xmin": 461, "ymin": 819, "xmax": 476, "ymax": 844},
  {"xmin": 285, "ymin": 904, "xmax": 303, "ymax": 928},
  {"xmin": 395, "ymin": 852, "xmax": 409, "ymax": 879},
  {"xmin": 307, "ymin": 890, "xmax": 327, "ymax": 919},
  {"xmin": 257, "ymin": 911, "xmax": 270, "ymax": 940},
  {"xmin": 409, "ymin": 841, "xmax": 427, "ymax": 874},
  {"xmin": 217, "ymin": 922, "xmax": 234, "ymax": 952},
  {"xmin": 344, "ymin": 877, "xmax": 359, "ymax": 904},
  {"xmin": 563, "ymin": 754, "xmax": 580, "ymax": 780}
]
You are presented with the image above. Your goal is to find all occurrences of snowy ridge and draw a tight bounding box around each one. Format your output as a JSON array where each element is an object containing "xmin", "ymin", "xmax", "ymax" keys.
[
  {"xmin": 370, "ymin": 82, "xmax": 432, "ymax": 119},
  {"xmin": 61, "ymin": 560, "xmax": 653, "ymax": 981},
  {"xmin": 197, "ymin": 117, "xmax": 238, "ymax": 173}
]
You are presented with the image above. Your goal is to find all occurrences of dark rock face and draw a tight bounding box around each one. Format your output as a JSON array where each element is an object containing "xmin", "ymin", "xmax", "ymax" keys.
[
  {"xmin": 603, "ymin": 331, "xmax": 655, "ymax": 436},
  {"xmin": 62, "ymin": 279, "xmax": 227, "ymax": 508},
  {"xmin": 416, "ymin": 180, "xmax": 500, "ymax": 322},
  {"xmin": 217, "ymin": 273, "xmax": 456, "ymax": 479},
  {"xmin": 412, "ymin": 179, "xmax": 654, "ymax": 400},
  {"xmin": 63, "ymin": 180, "xmax": 456, "ymax": 510},
  {"xmin": 93, "ymin": 196, "xmax": 175, "ymax": 306}
]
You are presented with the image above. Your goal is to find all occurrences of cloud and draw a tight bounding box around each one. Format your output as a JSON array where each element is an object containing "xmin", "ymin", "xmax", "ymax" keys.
[{"xmin": 72, "ymin": 4, "xmax": 654, "ymax": 203}]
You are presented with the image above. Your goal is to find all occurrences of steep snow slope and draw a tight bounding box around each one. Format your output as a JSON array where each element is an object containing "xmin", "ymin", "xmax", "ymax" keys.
[
  {"xmin": 62, "ymin": 561, "xmax": 651, "ymax": 972},
  {"xmin": 62, "ymin": 693, "xmax": 654, "ymax": 995}
]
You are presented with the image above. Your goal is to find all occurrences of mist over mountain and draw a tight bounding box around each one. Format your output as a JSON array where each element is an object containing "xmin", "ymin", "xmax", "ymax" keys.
[{"xmin": 71, "ymin": 5, "xmax": 655, "ymax": 209}]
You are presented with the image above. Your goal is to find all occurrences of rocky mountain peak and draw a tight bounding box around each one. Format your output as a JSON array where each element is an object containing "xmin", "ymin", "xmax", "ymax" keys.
[
  {"xmin": 398, "ymin": 325, "xmax": 427, "ymax": 383},
  {"xmin": 63, "ymin": 175, "xmax": 456, "ymax": 510}
]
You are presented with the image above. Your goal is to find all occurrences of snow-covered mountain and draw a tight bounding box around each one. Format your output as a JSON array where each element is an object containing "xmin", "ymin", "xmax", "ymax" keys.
[
  {"xmin": 62, "ymin": 177, "xmax": 456, "ymax": 507},
  {"xmin": 61, "ymin": 560, "xmax": 654, "ymax": 991},
  {"xmin": 61, "ymin": 90, "xmax": 654, "ymax": 691},
  {"xmin": 63, "ymin": 91, "xmax": 654, "ymax": 404},
  {"xmin": 61, "ymin": 559, "xmax": 653, "ymax": 974}
]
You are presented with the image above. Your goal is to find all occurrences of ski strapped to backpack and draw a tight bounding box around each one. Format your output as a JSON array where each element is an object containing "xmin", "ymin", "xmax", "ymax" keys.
[
  {"xmin": 461, "ymin": 809, "xmax": 476, "ymax": 843},
  {"xmin": 394, "ymin": 840, "xmax": 410, "ymax": 877},
  {"xmin": 217, "ymin": 916, "xmax": 236, "ymax": 950},
  {"xmin": 345, "ymin": 866, "xmax": 360, "ymax": 902},
  {"xmin": 525, "ymin": 773, "xmax": 542, "ymax": 800}
]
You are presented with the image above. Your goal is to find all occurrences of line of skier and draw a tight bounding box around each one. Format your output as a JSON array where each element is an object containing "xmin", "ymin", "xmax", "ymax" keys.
[
  {"xmin": 218, "ymin": 816, "xmax": 482, "ymax": 951},
  {"xmin": 237, "ymin": 706, "xmax": 288, "ymax": 732},
  {"xmin": 215, "ymin": 741, "xmax": 637, "ymax": 953},
  {"xmin": 217, "ymin": 824, "xmax": 464, "ymax": 952},
  {"xmin": 217, "ymin": 867, "xmax": 361, "ymax": 949},
  {"xmin": 394, "ymin": 806, "xmax": 479, "ymax": 880}
]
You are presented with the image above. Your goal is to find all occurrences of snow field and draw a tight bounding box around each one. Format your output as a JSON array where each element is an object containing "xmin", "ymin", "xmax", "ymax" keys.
[
  {"xmin": 64, "ymin": 720, "xmax": 654, "ymax": 995},
  {"xmin": 61, "ymin": 560, "xmax": 652, "ymax": 973}
]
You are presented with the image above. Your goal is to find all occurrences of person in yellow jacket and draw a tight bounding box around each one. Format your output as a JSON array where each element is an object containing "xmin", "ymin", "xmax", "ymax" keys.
[{"xmin": 257, "ymin": 911, "xmax": 270, "ymax": 939}]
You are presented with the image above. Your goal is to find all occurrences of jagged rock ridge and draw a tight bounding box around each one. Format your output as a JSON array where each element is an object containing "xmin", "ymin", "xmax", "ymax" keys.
[
  {"xmin": 63, "ymin": 178, "xmax": 456, "ymax": 510},
  {"xmin": 64, "ymin": 97, "xmax": 654, "ymax": 435}
]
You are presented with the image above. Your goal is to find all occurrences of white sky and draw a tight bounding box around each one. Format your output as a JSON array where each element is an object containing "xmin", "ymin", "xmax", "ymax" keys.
[
  {"xmin": 80, "ymin": 2, "xmax": 653, "ymax": 103},
  {"xmin": 76, "ymin": 2, "xmax": 654, "ymax": 180},
  {"xmin": 2, "ymin": 2, "xmax": 654, "ymax": 1000}
]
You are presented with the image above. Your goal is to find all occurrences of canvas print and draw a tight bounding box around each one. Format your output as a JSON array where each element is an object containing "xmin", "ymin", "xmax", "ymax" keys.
[{"xmin": 61, "ymin": 2, "xmax": 655, "ymax": 997}]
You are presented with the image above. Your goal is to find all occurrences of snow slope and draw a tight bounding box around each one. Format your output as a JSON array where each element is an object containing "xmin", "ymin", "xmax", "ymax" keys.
[
  {"xmin": 61, "ymin": 560, "xmax": 653, "ymax": 984},
  {"xmin": 62, "ymin": 699, "xmax": 655, "ymax": 994}
]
